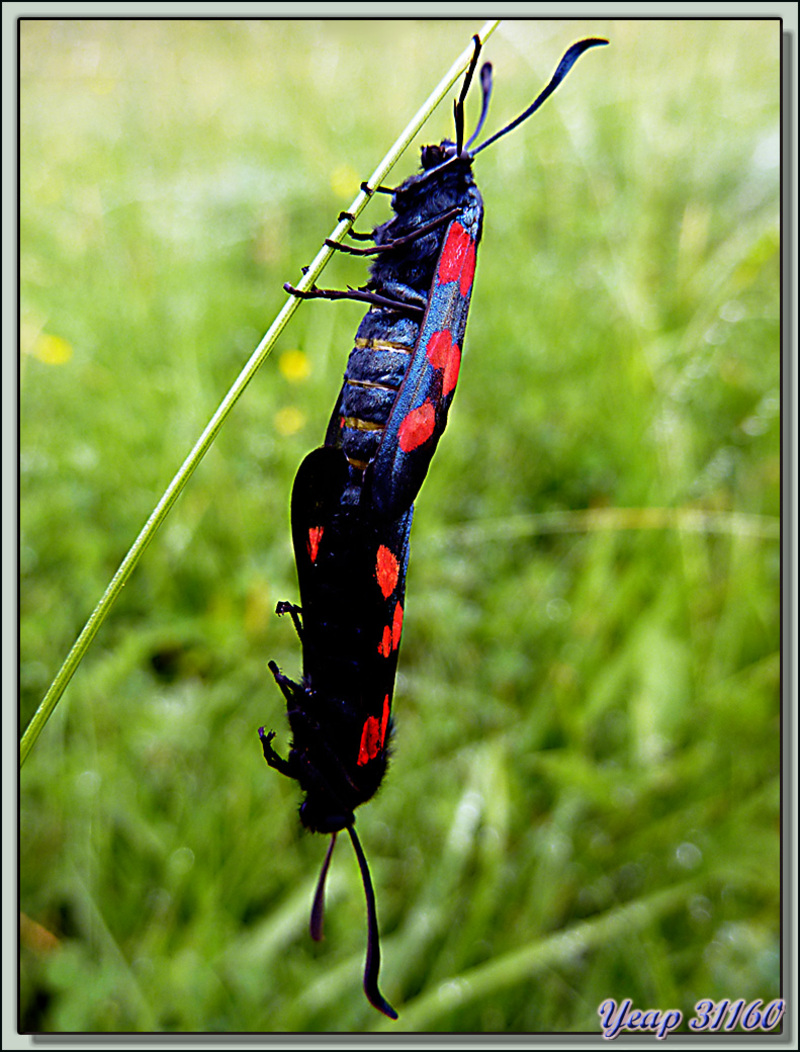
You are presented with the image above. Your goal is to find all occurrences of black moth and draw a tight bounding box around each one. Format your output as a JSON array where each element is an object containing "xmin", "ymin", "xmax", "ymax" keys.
[{"xmin": 260, "ymin": 34, "xmax": 607, "ymax": 1019}]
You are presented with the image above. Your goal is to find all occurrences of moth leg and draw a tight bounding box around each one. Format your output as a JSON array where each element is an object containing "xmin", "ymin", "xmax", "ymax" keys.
[
  {"xmin": 326, "ymin": 234, "xmax": 375, "ymax": 251},
  {"xmin": 325, "ymin": 208, "xmax": 460, "ymax": 257},
  {"xmin": 360, "ymin": 180, "xmax": 395, "ymax": 195},
  {"xmin": 336, "ymin": 212, "xmax": 373, "ymax": 241},
  {"xmin": 258, "ymin": 727, "xmax": 294, "ymax": 778},
  {"xmin": 276, "ymin": 600, "xmax": 304, "ymax": 641},
  {"xmin": 268, "ymin": 659, "xmax": 304, "ymax": 708},
  {"xmin": 340, "ymin": 230, "xmax": 375, "ymax": 243},
  {"xmin": 283, "ymin": 283, "xmax": 424, "ymax": 316}
]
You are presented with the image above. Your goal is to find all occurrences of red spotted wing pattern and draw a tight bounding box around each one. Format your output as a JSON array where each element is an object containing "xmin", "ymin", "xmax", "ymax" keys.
[
  {"xmin": 260, "ymin": 34, "xmax": 607, "ymax": 1020},
  {"xmin": 368, "ymin": 214, "xmax": 480, "ymax": 516}
]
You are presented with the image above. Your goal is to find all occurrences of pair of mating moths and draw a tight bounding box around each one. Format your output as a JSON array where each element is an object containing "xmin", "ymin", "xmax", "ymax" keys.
[{"xmin": 259, "ymin": 36, "xmax": 607, "ymax": 1018}]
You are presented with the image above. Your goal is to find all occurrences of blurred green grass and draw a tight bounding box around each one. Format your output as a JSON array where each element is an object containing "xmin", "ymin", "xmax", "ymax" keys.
[{"xmin": 19, "ymin": 18, "xmax": 780, "ymax": 1034}]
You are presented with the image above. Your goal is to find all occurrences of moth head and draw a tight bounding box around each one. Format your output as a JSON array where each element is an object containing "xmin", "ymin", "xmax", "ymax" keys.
[
  {"xmin": 299, "ymin": 794, "xmax": 355, "ymax": 835},
  {"xmin": 420, "ymin": 141, "xmax": 454, "ymax": 170}
]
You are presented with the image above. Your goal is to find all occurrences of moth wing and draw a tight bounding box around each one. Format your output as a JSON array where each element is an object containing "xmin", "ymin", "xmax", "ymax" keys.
[
  {"xmin": 348, "ymin": 502, "xmax": 413, "ymax": 769},
  {"xmin": 368, "ymin": 214, "xmax": 480, "ymax": 518},
  {"xmin": 289, "ymin": 445, "xmax": 350, "ymax": 609}
]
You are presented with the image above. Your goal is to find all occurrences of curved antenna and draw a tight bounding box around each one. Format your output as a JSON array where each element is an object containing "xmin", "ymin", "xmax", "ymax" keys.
[
  {"xmin": 471, "ymin": 37, "xmax": 608, "ymax": 157},
  {"xmin": 310, "ymin": 832, "xmax": 337, "ymax": 941},
  {"xmin": 454, "ymin": 35, "xmax": 483, "ymax": 155},
  {"xmin": 347, "ymin": 824, "xmax": 398, "ymax": 1020},
  {"xmin": 465, "ymin": 63, "xmax": 493, "ymax": 151}
]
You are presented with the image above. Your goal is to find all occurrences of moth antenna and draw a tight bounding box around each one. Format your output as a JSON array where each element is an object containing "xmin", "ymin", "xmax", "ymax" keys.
[
  {"xmin": 454, "ymin": 34, "xmax": 483, "ymax": 155},
  {"xmin": 310, "ymin": 832, "xmax": 337, "ymax": 941},
  {"xmin": 465, "ymin": 63, "xmax": 493, "ymax": 150},
  {"xmin": 471, "ymin": 37, "xmax": 608, "ymax": 157},
  {"xmin": 347, "ymin": 824, "xmax": 398, "ymax": 1020}
]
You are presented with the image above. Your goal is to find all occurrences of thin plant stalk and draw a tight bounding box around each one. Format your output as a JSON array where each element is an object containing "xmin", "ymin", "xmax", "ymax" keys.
[{"xmin": 19, "ymin": 20, "xmax": 500, "ymax": 767}]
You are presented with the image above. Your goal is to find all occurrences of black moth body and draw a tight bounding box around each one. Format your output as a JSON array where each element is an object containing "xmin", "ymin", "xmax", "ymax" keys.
[{"xmin": 259, "ymin": 34, "xmax": 607, "ymax": 1019}]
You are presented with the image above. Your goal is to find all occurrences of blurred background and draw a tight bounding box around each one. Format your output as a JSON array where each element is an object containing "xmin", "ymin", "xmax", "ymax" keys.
[{"xmin": 19, "ymin": 18, "xmax": 781, "ymax": 1033}]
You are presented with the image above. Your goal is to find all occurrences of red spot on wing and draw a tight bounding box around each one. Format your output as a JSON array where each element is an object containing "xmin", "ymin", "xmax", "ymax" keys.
[
  {"xmin": 357, "ymin": 716, "xmax": 380, "ymax": 765},
  {"xmin": 307, "ymin": 526, "xmax": 324, "ymax": 562},
  {"xmin": 442, "ymin": 343, "xmax": 461, "ymax": 397},
  {"xmin": 459, "ymin": 237, "xmax": 476, "ymax": 296},
  {"xmin": 426, "ymin": 329, "xmax": 452, "ymax": 369},
  {"xmin": 380, "ymin": 694, "xmax": 390, "ymax": 745},
  {"xmin": 437, "ymin": 221, "xmax": 476, "ymax": 297},
  {"xmin": 357, "ymin": 696, "xmax": 391, "ymax": 766},
  {"xmin": 437, "ymin": 222, "xmax": 469, "ymax": 284},
  {"xmin": 378, "ymin": 602, "xmax": 404, "ymax": 657},
  {"xmin": 426, "ymin": 330, "xmax": 461, "ymax": 399},
  {"xmin": 398, "ymin": 400, "xmax": 436, "ymax": 452},
  {"xmin": 376, "ymin": 544, "xmax": 399, "ymax": 599},
  {"xmin": 378, "ymin": 624, "xmax": 392, "ymax": 658},
  {"xmin": 392, "ymin": 601, "xmax": 404, "ymax": 649}
]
